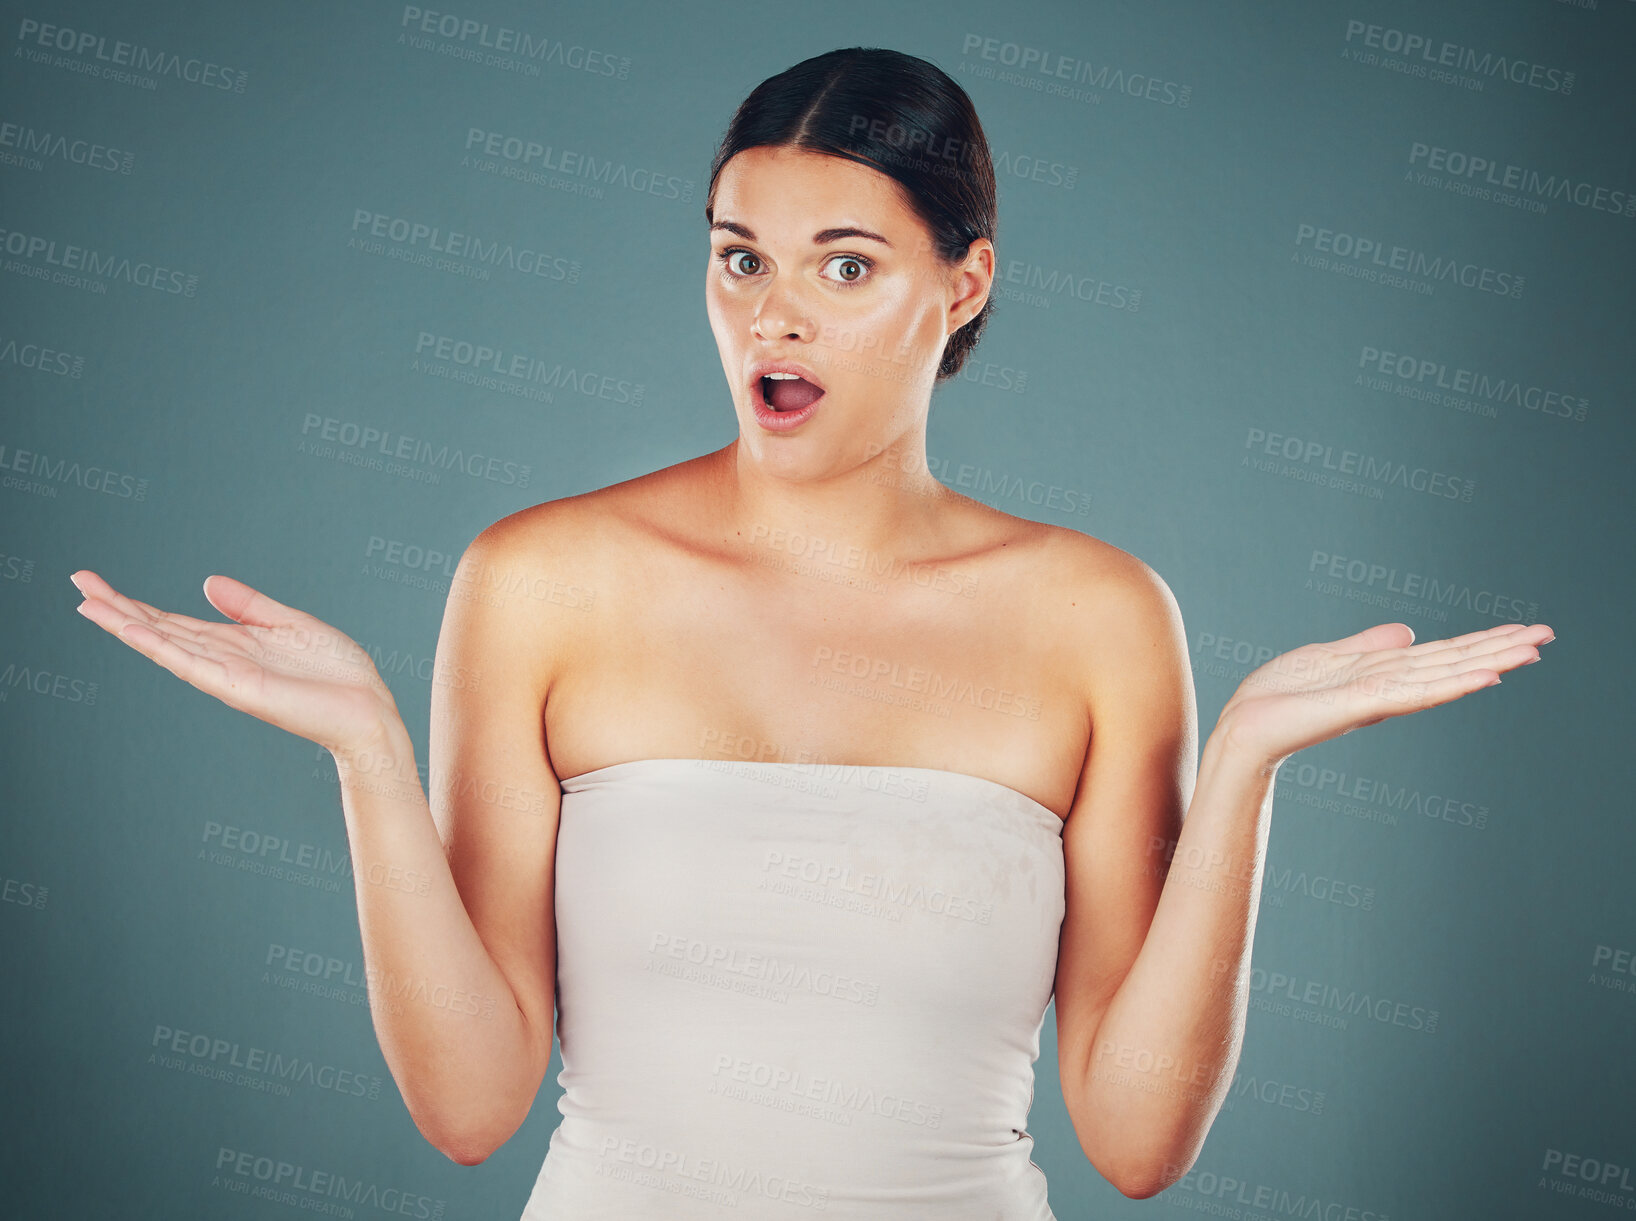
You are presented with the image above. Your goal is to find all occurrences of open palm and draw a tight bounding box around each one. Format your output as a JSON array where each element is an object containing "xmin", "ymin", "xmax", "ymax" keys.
[
  {"xmin": 1217, "ymin": 621, "xmax": 1554, "ymax": 767},
  {"xmin": 71, "ymin": 569, "xmax": 399, "ymax": 754}
]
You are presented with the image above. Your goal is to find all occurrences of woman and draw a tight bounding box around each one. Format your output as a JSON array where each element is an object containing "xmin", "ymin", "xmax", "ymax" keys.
[{"xmin": 70, "ymin": 47, "xmax": 1551, "ymax": 1218}]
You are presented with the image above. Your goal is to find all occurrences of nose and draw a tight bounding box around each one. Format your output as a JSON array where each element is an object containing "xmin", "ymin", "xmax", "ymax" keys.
[{"xmin": 751, "ymin": 276, "xmax": 814, "ymax": 343}]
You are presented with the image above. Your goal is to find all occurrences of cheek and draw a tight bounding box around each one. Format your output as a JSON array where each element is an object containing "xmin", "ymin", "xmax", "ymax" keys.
[
  {"xmin": 817, "ymin": 287, "xmax": 893, "ymax": 344},
  {"xmin": 835, "ymin": 282, "xmax": 943, "ymax": 354},
  {"xmin": 704, "ymin": 281, "xmax": 739, "ymax": 333}
]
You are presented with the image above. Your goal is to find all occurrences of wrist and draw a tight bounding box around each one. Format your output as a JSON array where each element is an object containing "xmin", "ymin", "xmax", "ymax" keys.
[
  {"xmin": 330, "ymin": 717, "xmax": 423, "ymax": 804},
  {"xmin": 1207, "ymin": 715, "xmax": 1286, "ymax": 779},
  {"xmin": 331, "ymin": 709, "xmax": 412, "ymax": 770}
]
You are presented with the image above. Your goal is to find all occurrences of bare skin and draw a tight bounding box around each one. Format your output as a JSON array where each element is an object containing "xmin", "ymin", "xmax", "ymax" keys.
[{"xmin": 69, "ymin": 145, "xmax": 1555, "ymax": 1195}]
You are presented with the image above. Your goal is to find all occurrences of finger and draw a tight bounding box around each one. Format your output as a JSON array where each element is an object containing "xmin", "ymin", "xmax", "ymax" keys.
[
  {"xmin": 75, "ymin": 596, "xmax": 126, "ymax": 637},
  {"xmin": 1392, "ymin": 629, "xmax": 1548, "ymax": 674},
  {"xmin": 1403, "ymin": 664, "xmax": 1502, "ymax": 710},
  {"xmin": 69, "ymin": 568, "xmax": 114, "ymax": 597},
  {"xmin": 69, "ymin": 571, "xmax": 174, "ymax": 631},
  {"xmin": 75, "ymin": 599, "xmax": 219, "ymax": 667},
  {"xmin": 112, "ymin": 619, "xmax": 233, "ymax": 695},
  {"xmin": 1317, "ymin": 622, "xmax": 1416, "ymax": 655},
  {"xmin": 75, "ymin": 592, "xmax": 221, "ymax": 648},
  {"xmin": 1400, "ymin": 641, "xmax": 1541, "ymax": 682},
  {"xmin": 75, "ymin": 594, "xmax": 166, "ymax": 642},
  {"xmin": 72, "ymin": 582, "xmax": 231, "ymax": 649},
  {"xmin": 1381, "ymin": 631, "xmax": 1541, "ymax": 672},
  {"xmin": 1350, "ymin": 623, "xmax": 1548, "ymax": 676},
  {"xmin": 202, "ymin": 574, "xmax": 301, "ymax": 630},
  {"xmin": 1400, "ymin": 622, "xmax": 1542, "ymax": 659},
  {"xmin": 1341, "ymin": 663, "xmax": 1500, "ymax": 719}
]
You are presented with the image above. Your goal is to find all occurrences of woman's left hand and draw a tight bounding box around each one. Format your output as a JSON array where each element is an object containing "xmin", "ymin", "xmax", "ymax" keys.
[{"xmin": 1216, "ymin": 621, "xmax": 1554, "ymax": 770}]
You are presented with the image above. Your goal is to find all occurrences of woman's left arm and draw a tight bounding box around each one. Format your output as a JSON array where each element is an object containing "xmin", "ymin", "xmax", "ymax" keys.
[{"xmin": 1056, "ymin": 570, "xmax": 1552, "ymax": 1198}]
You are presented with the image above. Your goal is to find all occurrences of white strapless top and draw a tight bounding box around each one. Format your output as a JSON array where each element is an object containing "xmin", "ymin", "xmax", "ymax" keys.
[{"xmin": 521, "ymin": 757, "xmax": 1067, "ymax": 1219}]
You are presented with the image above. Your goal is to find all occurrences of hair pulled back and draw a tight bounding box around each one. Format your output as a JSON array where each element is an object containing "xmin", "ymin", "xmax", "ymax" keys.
[{"xmin": 704, "ymin": 47, "xmax": 998, "ymax": 382}]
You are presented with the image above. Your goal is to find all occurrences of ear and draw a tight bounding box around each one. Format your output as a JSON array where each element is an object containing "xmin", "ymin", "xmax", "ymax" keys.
[{"xmin": 946, "ymin": 238, "xmax": 994, "ymax": 334}]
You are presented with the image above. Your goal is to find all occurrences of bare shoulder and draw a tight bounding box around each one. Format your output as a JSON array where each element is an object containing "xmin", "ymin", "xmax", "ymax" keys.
[
  {"xmin": 1027, "ymin": 522, "xmax": 1191, "ymax": 723},
  {"xmin": 1029, "ymin": 521, "xmax": 1180, "ymax": 625},
  {"xmin": 470, "ymin": 451, "xmax": 712, "ymax": 572},
  {"xmin": 445, "ymin": 463, "xmax": 687, "ymax": 694}
]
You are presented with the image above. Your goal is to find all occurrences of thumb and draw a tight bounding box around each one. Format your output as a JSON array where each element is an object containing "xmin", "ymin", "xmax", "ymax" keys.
[
  {"xmin": 1319, "ymin": 621, "xmax": 1415, "ymax": 655},
  {"xmin": 202, "ymin": 574, "xmax": 299, "ymax": 628}
]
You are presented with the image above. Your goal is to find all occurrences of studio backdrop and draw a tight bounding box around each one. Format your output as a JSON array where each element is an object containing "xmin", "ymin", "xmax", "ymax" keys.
[{"xmin": 3, "ymin": 0, "xmax": 1630, "ymax": 1218}]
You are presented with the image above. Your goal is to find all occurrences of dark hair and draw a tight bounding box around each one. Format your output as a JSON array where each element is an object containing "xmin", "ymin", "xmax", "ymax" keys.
[{"xmin": 704, "ymin": 47, "xmax": 998, "ymax": 383}]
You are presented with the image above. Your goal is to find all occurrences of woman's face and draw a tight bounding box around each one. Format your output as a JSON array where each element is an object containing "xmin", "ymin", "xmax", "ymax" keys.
[{"xmin": 706, "ymin": 145, "xmax": 990, "ymax": 477}]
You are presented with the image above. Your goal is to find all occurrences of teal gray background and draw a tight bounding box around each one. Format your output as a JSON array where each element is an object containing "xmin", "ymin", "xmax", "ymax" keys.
[{"xmin": 3, "ymin": 0, "xmax": 1631, "ymax": 1217}]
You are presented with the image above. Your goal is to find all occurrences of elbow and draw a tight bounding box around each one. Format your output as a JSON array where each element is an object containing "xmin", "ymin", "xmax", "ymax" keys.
[
  {"xmin": 1075, "ymin": 1128, "xmax": 1190, "ymax": 1201},
  {"xmin": 411, "ymin": 1108, "xmax": 504, "ymax": 1167},
  {"xmin": 1111, "ymin": 1153, "xmax": 1193, "ymax": 1201},
  {"xmin": 1078, "ymin": 1146, "xmax": 1175, "ymax": 1201},
  {"xmin": 403, "ymin": 1044, "xmax": 545, "ymax": 1167},
  {"xmin": 437, "ymin": 1140, "xmax": 493, "ymax": 1168},
  {"xmin": 1114, "ymin": 1172, "xmax": 1164, "ymax": 1201},
  {"xmin": 1065, "ymin": 1080, "xmax": 1202, "ymax": 1199}
]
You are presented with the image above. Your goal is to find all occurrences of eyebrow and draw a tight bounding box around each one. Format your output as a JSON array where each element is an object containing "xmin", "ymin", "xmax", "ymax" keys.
[{"xmin": 710, "ymin": 220, "xmax": 893, "ymax": 248}]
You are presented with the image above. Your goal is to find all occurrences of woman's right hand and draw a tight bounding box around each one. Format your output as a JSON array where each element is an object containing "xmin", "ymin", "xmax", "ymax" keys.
[{"xmin": 70, "ymin": 569, "xmax": 402, "ymax": 756}]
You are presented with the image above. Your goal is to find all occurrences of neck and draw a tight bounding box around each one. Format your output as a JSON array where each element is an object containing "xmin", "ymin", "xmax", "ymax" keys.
[{"xmin": 712, "ymin": 433, "xmax": 954, "ymax": 562}]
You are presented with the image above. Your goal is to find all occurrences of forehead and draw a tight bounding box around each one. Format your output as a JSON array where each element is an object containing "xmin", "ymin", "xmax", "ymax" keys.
[{"xmin": 711, "ymin": 146, "xmax": 918, "ymax": 238}]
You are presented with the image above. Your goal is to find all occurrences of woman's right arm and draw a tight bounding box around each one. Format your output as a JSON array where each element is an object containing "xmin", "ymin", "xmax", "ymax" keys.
[
  {"xmin": 72, "ymin": 511, "xmax": 576, "ymax": 1165},
  {"xmin": 338, "ymin": 515, "xmax": 570, "ymax": 1164}
]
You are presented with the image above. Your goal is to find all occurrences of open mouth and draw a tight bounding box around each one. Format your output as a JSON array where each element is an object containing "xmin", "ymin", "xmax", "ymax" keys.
[{"xmin": 759, "ymin": 374, "xmax": 826, "ymax": 413}]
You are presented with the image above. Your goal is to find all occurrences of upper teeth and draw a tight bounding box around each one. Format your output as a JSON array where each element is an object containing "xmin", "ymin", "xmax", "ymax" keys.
[{"xmin": 765, "ymin": 372, "xmax": 801, "ymax": 379}]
